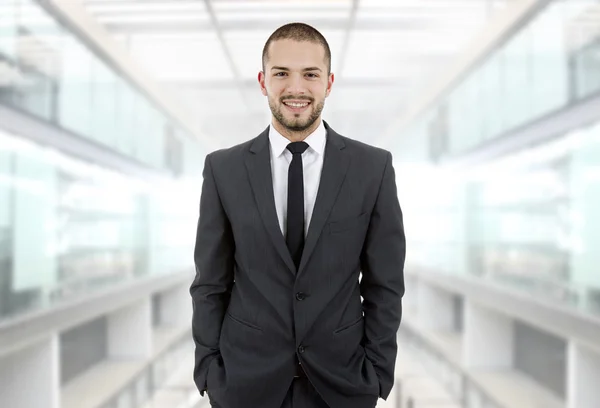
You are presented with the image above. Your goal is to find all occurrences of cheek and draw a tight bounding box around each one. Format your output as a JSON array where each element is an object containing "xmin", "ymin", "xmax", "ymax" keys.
[
  {"xmin": 267, "ymin": 93, "xmax": 282, "ymax": 107},
  {"xmin": 267, "ymin": 86, "xmax": 284, "ymax": 99},
  {"xmin": 311, "ymin": 89, "xmax": 326, "ymax": 101}
]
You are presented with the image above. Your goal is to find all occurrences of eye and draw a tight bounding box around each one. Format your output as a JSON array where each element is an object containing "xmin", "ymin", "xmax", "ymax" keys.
[
  {"xmin": 274, "ymin": 72, "xmax": 287, "ymax": 77},
  {"xmin": 306, "ymin": 73, "xmax": 318, "ymax": 78}
]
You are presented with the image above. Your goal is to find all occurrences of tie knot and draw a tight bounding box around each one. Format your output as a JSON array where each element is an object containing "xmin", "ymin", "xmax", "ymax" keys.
[{"xmin": 287, "ymin": 141, "xmax": 309, "ymax": 155}]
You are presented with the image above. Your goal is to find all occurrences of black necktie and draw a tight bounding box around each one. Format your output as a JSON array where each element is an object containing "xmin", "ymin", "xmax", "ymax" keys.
[{"xmin": 286, "ymin": 141, "xmax": 309, "ymax": 270}]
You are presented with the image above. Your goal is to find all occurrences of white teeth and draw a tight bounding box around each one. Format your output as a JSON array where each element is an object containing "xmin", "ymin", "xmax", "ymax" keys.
[{"xmin": 284, "ymin": 102, "xmax": 309, "ymax": 108}]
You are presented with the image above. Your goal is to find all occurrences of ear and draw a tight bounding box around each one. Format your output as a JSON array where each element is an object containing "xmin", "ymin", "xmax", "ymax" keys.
[
  {"xmin": 258, "ymin": 71, "xmax": 268, "ymax": 96},
  {"xmin": 325, "ymin": 72, "xmax": 334, "ymax": 98}
]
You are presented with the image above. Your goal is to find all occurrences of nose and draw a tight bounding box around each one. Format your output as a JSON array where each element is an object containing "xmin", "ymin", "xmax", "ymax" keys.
[{"xmin": 286, "ymin": 73, "xmax": 306, "ymax": 96}]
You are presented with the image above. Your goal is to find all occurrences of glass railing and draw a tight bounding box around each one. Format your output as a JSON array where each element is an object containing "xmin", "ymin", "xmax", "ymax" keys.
[
  {"xmin": 0, "ymin": 0, "xmax": 196, "ymax": 173},
  {"xmin": 397, "ymin": 0, "xmax": 600, "ymax": 161},
  {"xmin": 399, "ymin": 117, "xmax": 600, "ymax": 318},
  {"xmin": 99, "ymin": 332, "xmax": 194, "ymax": 408},
  {"xmin": 0, "ymin": 127, "xmax": 197, "ymax": 322},
  {"xmin": 398, "ymin": 327, "xmax": 505, "ymax": 408}
]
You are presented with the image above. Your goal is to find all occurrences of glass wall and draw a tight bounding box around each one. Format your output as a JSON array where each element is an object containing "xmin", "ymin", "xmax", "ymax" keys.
[
  {"xmin": 404, "ymin": 118, "xmax": 600, "ymax": 317},
  {"xmin": 0, "ymin": 0, "xmax": 195, "ymax": 173},
  {"xmin": 398, "ymin": 0, "xmax": 600, "ymax": 318},
  {"xmin": 0, "ymin": 128, "xmax": 198, "ymax": 321},
  {"xmin": 412, "ymin": 0, "xmax": 600, "ymax": 161},
  {"xmin": 572, "ymin": 35, "xmax": 600, "ymax": 100}
]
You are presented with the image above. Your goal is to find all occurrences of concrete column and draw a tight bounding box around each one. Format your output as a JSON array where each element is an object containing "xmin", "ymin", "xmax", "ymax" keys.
[
  {"xmin": 416, "ymin": 282, "xmax": 454, "ymax": 331},
  {"xmin": 567, "ymin": 341, "xmax": 600, "ymax": 408},
  {"xmin": 108, "ymin": 298, "xmax": 152, "ymax": 359},
  {"xmin": 0, "ymin": 334, "xmax": 59, "ymax": 408},
  {"xmin": 463, "ymin": 300, "xmax": 514, "ymax": 368},
  {"xmin": 159, "ymin": 284, "xmax": 191, "ymax": 327}
]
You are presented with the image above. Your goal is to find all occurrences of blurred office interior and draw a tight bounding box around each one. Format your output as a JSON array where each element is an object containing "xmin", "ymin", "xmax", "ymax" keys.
[{"xmin": 0, "ymin": 0, "xmax": 599, "ymax": 407}]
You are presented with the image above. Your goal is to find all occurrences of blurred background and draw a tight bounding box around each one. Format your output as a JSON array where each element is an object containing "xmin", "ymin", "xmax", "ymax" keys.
[{"xmin": 0, "ymin": 0, "xmax": 599, "ymax": 407}]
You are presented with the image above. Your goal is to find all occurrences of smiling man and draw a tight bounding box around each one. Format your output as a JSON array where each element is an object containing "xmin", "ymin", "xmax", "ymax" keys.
[
  {"xmin": 191, "ymin": 23, "xmax": 406, "ymax": 408},
  {"xmin": 262, "ymin": 37, "xmax": 328, "ymax": 141}
]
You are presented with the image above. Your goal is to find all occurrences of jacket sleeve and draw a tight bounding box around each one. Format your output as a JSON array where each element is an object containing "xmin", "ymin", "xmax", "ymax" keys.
[
  {"xmin": 190, "ymin": 153, "xmax": 235, "ymax": 396},
  {"xmin": 360, "ymin": 151, "xmax": 406, "ymax": 400}
]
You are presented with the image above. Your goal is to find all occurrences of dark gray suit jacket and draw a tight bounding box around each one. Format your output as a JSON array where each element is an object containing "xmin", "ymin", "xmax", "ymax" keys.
[{"xmin": 191, "ymin": 121, "xmax": 406, "ymax": 408}]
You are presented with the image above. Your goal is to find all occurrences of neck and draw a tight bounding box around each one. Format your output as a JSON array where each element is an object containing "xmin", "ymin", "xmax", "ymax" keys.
[{"xmin": 272, "ymin": 117, "xmax": 321, "ymax": 142}]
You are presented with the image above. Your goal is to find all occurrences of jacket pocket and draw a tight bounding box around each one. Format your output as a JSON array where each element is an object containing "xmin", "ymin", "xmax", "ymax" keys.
[
  {"xmin": 333, "ymin": 316, "xmax": 363, "ymax": 335},
  {"xmin": 226, "ymin": 312, "xmax": 263, "ymax": 332},
  {"xmin": 328, "ymin": 212, "xmax": 368, "ymax": 234}
]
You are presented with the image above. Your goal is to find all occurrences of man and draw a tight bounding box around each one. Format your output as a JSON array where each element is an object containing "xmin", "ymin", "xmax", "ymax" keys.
[{"xmin": 191, "ymin": 22, "xmax": 406, "ymax": 408}]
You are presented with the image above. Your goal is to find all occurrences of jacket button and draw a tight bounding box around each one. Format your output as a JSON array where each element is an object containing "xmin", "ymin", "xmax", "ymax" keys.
[
  {"xmin": 296, "ymin": 292, "xmax": 306, "ymax": 301},
  {"xmin": 298, "ymin": 345, "xmax": 305, "ymax": 354}
]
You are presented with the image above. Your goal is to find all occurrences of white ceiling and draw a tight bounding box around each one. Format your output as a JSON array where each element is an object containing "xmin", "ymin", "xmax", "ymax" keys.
[{"xmin": 80, "ymin": 0, "xmax": 515, "ymax": 149}]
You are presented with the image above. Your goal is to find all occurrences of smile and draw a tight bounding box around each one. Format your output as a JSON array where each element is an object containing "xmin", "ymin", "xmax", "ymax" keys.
[{"xmin": 283, "ymin": 100, "xmax": 311, "ymax": 112}]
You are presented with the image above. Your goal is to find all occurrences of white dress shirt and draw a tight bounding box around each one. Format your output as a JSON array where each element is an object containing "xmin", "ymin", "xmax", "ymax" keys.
[{"xmin": 269, "ymin": 120, "xmax": 327, "ymax": 238}]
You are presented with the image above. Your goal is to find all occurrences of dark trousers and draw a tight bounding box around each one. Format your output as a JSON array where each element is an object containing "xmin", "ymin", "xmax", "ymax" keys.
[{"xmin": 209, "ymin": 377, "xmax": 330, "ymax": 408}]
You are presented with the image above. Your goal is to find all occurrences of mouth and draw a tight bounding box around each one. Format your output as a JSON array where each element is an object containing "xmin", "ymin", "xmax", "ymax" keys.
[{"xmin": 282, "ymin": 100, "xmax": 311, "ymax": 113}]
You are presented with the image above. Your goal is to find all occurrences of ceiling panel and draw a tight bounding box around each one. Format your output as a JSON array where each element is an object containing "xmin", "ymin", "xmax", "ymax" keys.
[
  {"xmin": 215, "ymin": 10, "xmax": 350, "ymax": 22},
  {"xmin": 343, "ymin": 0, "xmax": 494, "ymax": 80},
  {"xmin": 96, "ymin": 14, "xmax": 210, "ymax": 25},
  {"xmin": 342, "ymin": 31, "xmax": 468, "ymax": 79},
  {"xmin": 85, "ymin": 1, "xmax": 207, "ymax": 14},
  {"xmin": 79, "ymin": 0, "xmax": 516, "ymax": 149},
  {"xmin": 211, "ymin": 0, "xmax": 353, "ymax": 12},
  {"xmin": 128, "ymin": 32, "xmax": 234, "ymax": 81},
  {"xmin": 87, "ymin": 0, "xmax": 209, "ymax": 25}
]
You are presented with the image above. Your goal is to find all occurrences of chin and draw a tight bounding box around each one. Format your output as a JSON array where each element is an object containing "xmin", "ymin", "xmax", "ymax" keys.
[
  {"xmin": 282, "ymin": 115, "xmax": 308, "ymax": 127},
  {"xmin": 289, "ymin": 122, "xmax": 315, "ymax": 132}
]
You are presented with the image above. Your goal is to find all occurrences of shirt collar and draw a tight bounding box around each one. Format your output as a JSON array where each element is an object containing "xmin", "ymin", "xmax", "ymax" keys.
[{"xmin": 269, "ymin": 119, "xmax": 327, "ymax": 158}]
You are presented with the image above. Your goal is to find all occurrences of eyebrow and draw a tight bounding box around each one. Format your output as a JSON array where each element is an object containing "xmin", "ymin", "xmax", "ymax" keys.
[{"xmin": 271, "ymin": 66, "xmax": 322, "ymax": 72}]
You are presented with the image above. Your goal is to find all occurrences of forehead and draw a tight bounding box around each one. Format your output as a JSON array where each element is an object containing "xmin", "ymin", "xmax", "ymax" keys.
[{"xmin": 266, "ymin": 39, "xmax": 327, "ymax": 69}]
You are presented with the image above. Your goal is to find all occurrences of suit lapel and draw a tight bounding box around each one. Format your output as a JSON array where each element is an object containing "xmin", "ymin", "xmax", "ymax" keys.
[
  {"xmin": 244, "ymin": 122, "xmax": 350, "ymax": 278},
  {"xmin": 298, "ymin": 122, "xmax": 349, "ymax": 277},
  {"xmin": 245, "ymin": 126, "xmax": 297, "ymax": 275}
]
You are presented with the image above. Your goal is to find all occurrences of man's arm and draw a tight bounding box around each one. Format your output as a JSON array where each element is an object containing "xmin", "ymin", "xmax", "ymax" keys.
[
  {"xmin": 190, "ymin": 153, "xmax": 235, "ymax": 396},
  {"xmin": 360, "ymin": 151, "xmax": 406, "ymax": 400}
]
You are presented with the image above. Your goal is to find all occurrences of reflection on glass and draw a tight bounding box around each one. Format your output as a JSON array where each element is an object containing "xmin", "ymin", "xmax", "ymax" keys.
[
  {"xmin": 403, "ymin": 119, "xmax": 600, "ymax": 317},
  {"xmin": 572, "ymin": 37, "xmax": 600, "ymax": 100},
  {"xmin": 408, "ymin": 0, "xmax": 600, "ymax": 160},
  {"xmin": 0, "ymin": 0, "xmax": 195, "ymax": 172},
  {"xmin": 0, "ymin": 129, "xmax": 197, "ymax": 321}
]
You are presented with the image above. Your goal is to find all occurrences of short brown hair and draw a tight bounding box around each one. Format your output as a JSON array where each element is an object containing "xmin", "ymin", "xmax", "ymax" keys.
[{"xmin": 262, "ymin": 22, "xmax": 331, "ymax": 75}]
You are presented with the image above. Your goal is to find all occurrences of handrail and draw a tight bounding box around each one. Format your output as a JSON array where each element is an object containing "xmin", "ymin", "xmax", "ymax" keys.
[
  {"xmin": 99, "ymin": 330, "xmax": 193, "ymax": 408},
  {"xmin": 0, "ymin": 270, "xmax": 190, "ymax": 358},
  {"xmin": 406, "ymin": 267, "xmax": 600, "ymax": 356},
  {"xmin": 398, "ymin": 325, "xmax": 507, "ymax": 408}
]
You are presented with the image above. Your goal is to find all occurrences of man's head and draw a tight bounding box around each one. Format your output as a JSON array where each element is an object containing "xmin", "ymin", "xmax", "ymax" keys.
[{"xmin": 258, "ymin": 23, "xmax": 334, "ymax": 137}]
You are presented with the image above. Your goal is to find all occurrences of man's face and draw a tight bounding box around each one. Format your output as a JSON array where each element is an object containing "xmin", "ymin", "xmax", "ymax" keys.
[{"xmin": 258, "ymin": 39, "xmax": 334, "ymax": 132}]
